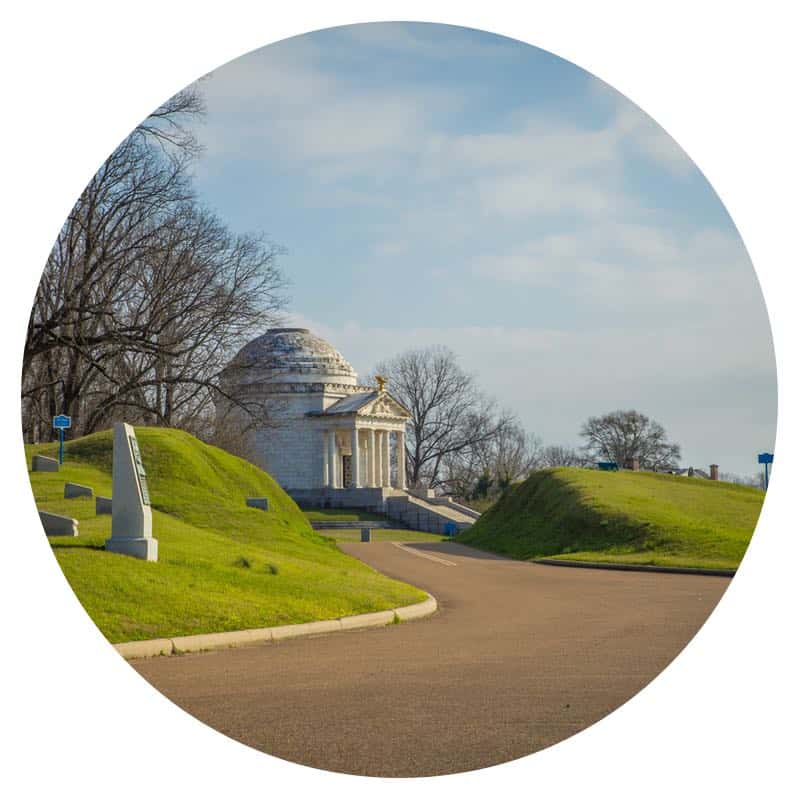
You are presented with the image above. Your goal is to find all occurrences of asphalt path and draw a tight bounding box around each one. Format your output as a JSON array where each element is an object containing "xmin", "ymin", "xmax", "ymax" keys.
[{"xmin": 134, "ymin": 541, "xmax": 730, "ymax": 777}]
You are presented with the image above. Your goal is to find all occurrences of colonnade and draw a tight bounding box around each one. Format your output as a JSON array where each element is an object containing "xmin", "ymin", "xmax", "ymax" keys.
[{"xmin": 322, "ymin": 427, "xmax": 406, "ymax": 489}]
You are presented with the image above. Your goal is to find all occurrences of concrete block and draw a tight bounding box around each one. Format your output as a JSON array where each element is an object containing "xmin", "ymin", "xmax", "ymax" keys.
[
  {"xmin": 64, "ymin": 482, "xmax": 93, "ymax": 499},
  {"xmin": 96, "ymin": 495, "xmax": 112, "ymax": 515},
  {"xmin": 106, "ymin": 537, "xmax": 158, "ymax": 560},
  {"xmin": 361, "ymin": 527, "xmax": 371, "ymax": 542},
  {"xmin": 340, "ymin": 610, "xmax": 395, "ymax": 630},
  {"xmin": 39, "ymin": 511, "xmax": 79, "ymax": 537},
  {"xmin": 115, "ymin": 639, "xmax": 174, "ymax": 659},
  {"xmin": 270, "ymin": 619, "xmax": 342, "ymax": 641},
  {"xmin": 32, "ymin": 455, "xmax": 59, "ymax": 472},
  {"xmin": 246, "ymin": 497, "xmax": 269, "ymax": 511},
  {"xmin": 172, "ymin": 627, "xmax": 273, "ymax": 654}
]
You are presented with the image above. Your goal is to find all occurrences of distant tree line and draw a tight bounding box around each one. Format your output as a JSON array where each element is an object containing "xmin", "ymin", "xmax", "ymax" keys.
[
  {"xmin": 374, "ymin": 346, "xmax": 688, "ymax": 506},
  {"xmin": 21, "ymin": 86, "xmax": 287, "ymax": 444}
]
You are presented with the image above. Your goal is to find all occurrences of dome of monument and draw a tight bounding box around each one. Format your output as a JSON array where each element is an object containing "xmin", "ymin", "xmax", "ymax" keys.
[{"xmin": 225, "ymin": 328, "xmax": 358, "ymax": 386}]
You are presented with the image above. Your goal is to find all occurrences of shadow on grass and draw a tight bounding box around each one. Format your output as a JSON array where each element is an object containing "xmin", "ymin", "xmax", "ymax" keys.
[
  {"xmin": 49, "ymin": 542, "xmax": 106, "ymax": 551},
  {"xmin": 455, "ymin": 469, "xmax": 649, "ymax": 562}
]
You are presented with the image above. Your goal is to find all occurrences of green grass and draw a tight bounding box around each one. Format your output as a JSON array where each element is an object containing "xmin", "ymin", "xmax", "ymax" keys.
[
  {"xmin": 317, "ymin": 529, "xmax": 448, "ymax": 543},
  {"xmin": 303, "ymin": 507, "xmax": 385, "ymax": 522},
  {"xmin": 26, "ymin": 428, "xmax": 427, "ymax": 643},
  {"xmin": 457, "ymin": 467, "xmax": 765, "ymax": 570}
]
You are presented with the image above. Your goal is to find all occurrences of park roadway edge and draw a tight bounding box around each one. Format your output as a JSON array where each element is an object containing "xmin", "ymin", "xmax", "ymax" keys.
[{"xmin": 113, "ymin": 593, "xmax": 438, "ymax": 660}]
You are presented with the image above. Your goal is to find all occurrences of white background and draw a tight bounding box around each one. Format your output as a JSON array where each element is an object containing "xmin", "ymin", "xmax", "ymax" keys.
[{"xmin": 1, "ymin": 2, "xmax": 797, "ymax": 797}]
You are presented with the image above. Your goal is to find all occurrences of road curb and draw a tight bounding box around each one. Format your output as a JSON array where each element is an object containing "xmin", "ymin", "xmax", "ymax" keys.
[
  {"xmin": 533, "ymin": 558, "xmax": 736, "ymax": 577},
  {"xmin": 114, "ymin": 593, "xmax": 437, "ymax": 660}
]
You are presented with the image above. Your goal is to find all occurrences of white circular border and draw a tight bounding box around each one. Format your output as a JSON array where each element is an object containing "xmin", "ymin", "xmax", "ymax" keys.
[{"xmin": 1, "ymin": 2, "xmax": 796, "ymax": 798}]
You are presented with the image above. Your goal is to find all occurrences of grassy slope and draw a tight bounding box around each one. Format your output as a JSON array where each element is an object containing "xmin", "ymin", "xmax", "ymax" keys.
[
  {"xmin": 27, "ymin": 428, "xmax": 426, "ymax": 642},
  {"xmin": 457, "ymin": 468, "xmax": 764, "ymax": 570}
]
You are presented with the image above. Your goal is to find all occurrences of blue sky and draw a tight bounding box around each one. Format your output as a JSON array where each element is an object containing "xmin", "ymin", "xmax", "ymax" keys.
[{"xmin": 191, "ymin": 22, "xmax": 775, "ymax": 477}]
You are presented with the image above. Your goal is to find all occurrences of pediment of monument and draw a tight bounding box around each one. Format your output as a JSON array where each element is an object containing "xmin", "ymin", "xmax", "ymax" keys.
[
  {"xmin": 316, "ymin": 390, "xmax": 410, "ymax": 420},
  {"xmin": 358, "ymin": 392, "xmax": 411, "ymax": 419}
]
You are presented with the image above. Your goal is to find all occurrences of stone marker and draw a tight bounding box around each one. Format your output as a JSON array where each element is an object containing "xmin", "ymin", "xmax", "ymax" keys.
[
  {"xmin": 32, "ymin": 455, "xmax": 59, "ymax": 472},
  {"xmin": 105, "ymin": 423, "xmax": 157, "ymax": 561},
  {"xmin": 96, "ymin": 495, "xmax": 112, "ymax": 515},
  {"xmin": 64, "ymin": 482, "xmax": 93, "ymax": 499},
  {"xmin": 246, "ymin": 497, "xmax": 269, "ymax": 511},
  {"xmin": 40, "ymin": 511, "xmax": 78, "ymax": 537},
  {"xmin": 361, "ymin": 527, "xmax": 371, "ymax": 542}
]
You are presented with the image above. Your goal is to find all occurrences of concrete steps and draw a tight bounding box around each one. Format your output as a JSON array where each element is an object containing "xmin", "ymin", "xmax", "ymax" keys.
[{"xmin": 385, "ymin": 494, "xmax": 475, "ymax": 535}]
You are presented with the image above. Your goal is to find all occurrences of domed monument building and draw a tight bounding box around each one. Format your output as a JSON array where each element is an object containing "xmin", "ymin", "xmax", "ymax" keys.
[
  {"xmin": 216, "ymin": 328, "xmax": 413, "ymax": 507},
  {"xmin": 215, "ymin": 328, "xmax": 478, "ymax": 532}
]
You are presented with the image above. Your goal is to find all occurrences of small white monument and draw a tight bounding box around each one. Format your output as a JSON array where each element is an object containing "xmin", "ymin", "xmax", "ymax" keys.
[{"xmin": 105, "ymin": 423, "xmax": 157, "ymax": 561}]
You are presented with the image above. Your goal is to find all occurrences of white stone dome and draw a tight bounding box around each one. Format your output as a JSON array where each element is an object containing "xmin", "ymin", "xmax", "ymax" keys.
[{"xmin": 224, "ymin": 328, "xmax": 358, "ymax": 386}]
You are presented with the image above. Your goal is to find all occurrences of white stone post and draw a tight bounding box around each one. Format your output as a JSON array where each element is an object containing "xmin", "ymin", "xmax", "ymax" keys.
[
  {"xmin": 351, "ymin": 427, "xmax": 361, "ymax": 488},
  {"xmin": 367, "ymin": 428, "xmax": 376, "ymax": 487},
  {"xmin": 397, "ymin": 429, "xmax": 407, "ymax": 490},
  {"xmin": 322, "ymin": 430, "xmax": 330, "ymax": 487},
  {"xmin": 328, "ymin": 429, "xmax": 338, "ymax": 489},
  {"xmin": 105, "ymin": 423, "xmax": 158, "ymax": 561},
  {"xmin": 382, "ymin": 429, "xmax": 391, "ymax": 487}
]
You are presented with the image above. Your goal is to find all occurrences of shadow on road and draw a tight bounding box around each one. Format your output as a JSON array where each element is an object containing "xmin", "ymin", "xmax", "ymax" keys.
[{"xmin": 406, "ymin": 541, "xmax": 515, "ymax": 561}]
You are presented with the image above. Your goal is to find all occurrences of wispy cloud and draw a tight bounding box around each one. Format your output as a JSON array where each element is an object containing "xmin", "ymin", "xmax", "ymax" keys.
[{"xmin": 191, "ymin": 22, "xmax": 774, "ymax": 475}]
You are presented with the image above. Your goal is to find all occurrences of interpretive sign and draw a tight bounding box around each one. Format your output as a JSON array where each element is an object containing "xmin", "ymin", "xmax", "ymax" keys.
[{"xmin": 53, "ymin": 414, "xmax": 72, "ymax": 464}]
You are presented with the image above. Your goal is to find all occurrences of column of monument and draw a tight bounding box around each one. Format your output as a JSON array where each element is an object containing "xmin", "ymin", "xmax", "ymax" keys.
[
  {"xmin": 382, "ymin": 429, "xmax": 391, "ymax": 487},
  {"xmin": 351, "ymin": 428, "xmax": 361, "ymax": 488},
  {"xmin": 397, "ymin": 429, "xmax": 407, "ymax": 490},
  {"xmin": 367, "ymin": 428, "xmax": 376, "ymax": 487},
  {"xmin": 328, "ymin": 430, "xmax": 338, "ymax": 488}
]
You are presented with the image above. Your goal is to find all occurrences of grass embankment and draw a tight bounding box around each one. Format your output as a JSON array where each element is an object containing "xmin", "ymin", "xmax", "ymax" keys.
[
  {"xmin": 27, "ymin": 428, "xmax": 426, "ymax": 643},
  {"xmin": 457, "ymin": 468, "xmax": 764, "ymax": 570}
]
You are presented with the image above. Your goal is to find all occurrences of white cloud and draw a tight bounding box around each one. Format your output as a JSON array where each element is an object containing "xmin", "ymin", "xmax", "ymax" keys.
[{"xmin": 196, "ymin": 26, "xmax": 774, "ymax": 476}]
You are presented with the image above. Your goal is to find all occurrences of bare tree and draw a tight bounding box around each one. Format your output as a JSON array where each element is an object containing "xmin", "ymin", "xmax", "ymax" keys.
[
  {"xmin": 720, "ymin": 471, "xmax": 765, "ymax": 489},
  {"xmin": 21, "ymin": 85, "xmax": 288, "ymax": 443},
  {"xmin": 445, "ymin": 421, "xmax": 542, "ymax": 497},
  {"xmin": 540, "ymin": 444, "xmax": 591, "ymax": 468},
  {"xmin": 372, "ymin": 345, "xmax": 515, "ymax": 490},
  {"xmin": 579, "ymin": 409, "xmax": 681, "ymax": 470}
]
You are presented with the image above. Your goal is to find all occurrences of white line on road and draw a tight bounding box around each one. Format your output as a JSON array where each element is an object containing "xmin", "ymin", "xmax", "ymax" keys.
[{"xmin": 392, "ymin": 542, "xmax": 457, "ymax": 567}]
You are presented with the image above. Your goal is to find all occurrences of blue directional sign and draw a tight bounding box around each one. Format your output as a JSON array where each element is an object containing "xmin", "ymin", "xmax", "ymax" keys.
[
  {"xmin": 758, "ymin": 452, "xmax": 774, "ymax": 490},
  {"xmin": 53, "ymin": 415, "xmax": 71, "ymax": 465}
]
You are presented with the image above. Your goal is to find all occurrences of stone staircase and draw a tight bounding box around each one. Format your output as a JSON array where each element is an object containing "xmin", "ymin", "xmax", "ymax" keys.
[
  {"xmin": 385, "ymin": 493, "xmax": 477, "ymax": 535},
  {"xmin": 289, "ymin": 486, "xmax": 479, "ymax": 535}
]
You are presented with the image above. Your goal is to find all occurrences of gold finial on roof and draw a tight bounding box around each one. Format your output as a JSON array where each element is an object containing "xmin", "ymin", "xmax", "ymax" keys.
[{"xmin": 375, "ymin": 374, "xmax": 387, "ymax": 392}]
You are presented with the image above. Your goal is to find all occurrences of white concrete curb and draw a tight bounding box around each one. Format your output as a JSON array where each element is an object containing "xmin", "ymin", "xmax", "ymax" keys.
[{"xmin": 114, "ymin": 593, "xmax": 438, "ymax": 660}]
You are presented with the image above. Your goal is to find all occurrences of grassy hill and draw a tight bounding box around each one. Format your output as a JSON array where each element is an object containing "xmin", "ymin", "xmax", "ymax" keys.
[
  {"xmin": 457, "ymin": 468, "xmax": 764, "ymax": 570},
  {"xmin": 27, "ymin": 428, "xmax": 426, "ymax": 643}
]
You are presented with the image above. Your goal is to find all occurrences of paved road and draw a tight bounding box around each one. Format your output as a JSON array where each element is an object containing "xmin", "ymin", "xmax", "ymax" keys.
[{"xmin": 134, "ymin": 541, "xmax": 730, "ymax": 777}]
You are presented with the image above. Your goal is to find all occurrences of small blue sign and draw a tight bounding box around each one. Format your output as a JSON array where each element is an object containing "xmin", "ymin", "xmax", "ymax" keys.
[
  {"xmin": 53, "ymin": 415, "xmax": 72, "ymax": 430},
  {"xmin": 757, "ymin": 452, "xmax": 774, "ymax": 465},
  {"xmin": 444, "ymin": 522, "xmax": 458, "ymax": 537}
]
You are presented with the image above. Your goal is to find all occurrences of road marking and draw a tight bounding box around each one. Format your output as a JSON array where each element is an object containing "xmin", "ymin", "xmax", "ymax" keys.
[{"xmin": 392, "ymin": 542, "xmax": 457, "ymax": 566}]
